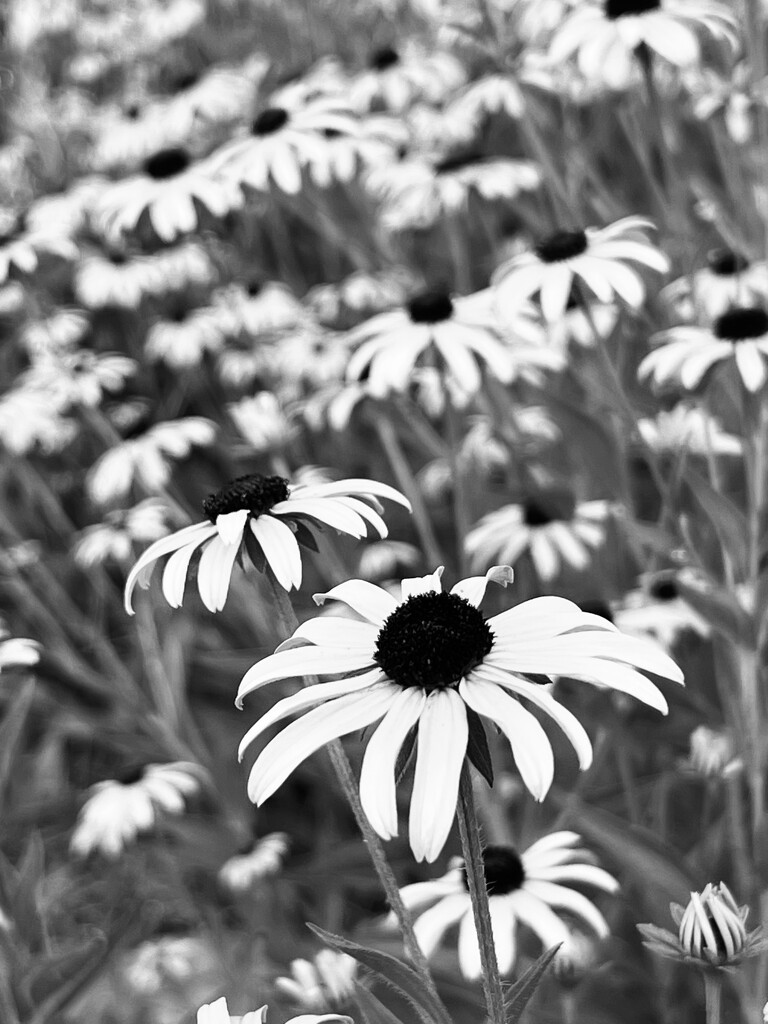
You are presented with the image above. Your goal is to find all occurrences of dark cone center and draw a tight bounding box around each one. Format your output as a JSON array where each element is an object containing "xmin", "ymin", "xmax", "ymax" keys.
[
  {"xmin": 374, "ymin": 591, "xmax": 494, "ymax": 691},
  {"xmin": 649, "ymin": 578, "xmax": 678, "ymax": 601},
  {"xmin": 143, "ymin": 147, "xmax": 191, "ymax": 179},
  {"xmin": 713, "ymin": 307, "xmax": 768, "ymax": 341},
  {"xmin": 203, "ymin": 474, "xmax": 290, "ymax": 521},
  {"xmin": 251, "ymin": 107, "xmax": 289, "ymax": 136},
  {"xmin": 370, "ymin": 46, "xmax": 400, "ymax": 70},
  {"xmin": 407, "ymin": 290, "xmax": 454, "ymax": 324},
  {"xmin": 174, "ymin": 72, "xmax": 199, "ymax": 93},
  {"xmin": 536, "ymin": 230, "xmax": 588, "ymax": 264},
  {"xmin": 605, "ymin": 0, "xmax": 661, "ymax": 18},
  {"xmin": 462, "ymin": 845, "xmax": 526, "ymax": 895},
  {"xmin": 523, "ymin": 500, "xmax": 555, "ymax": 527},
  {"xmin": 707, "ymin": 248, "xmax": 750, "ymax": 277},
  {"xmin": 246, "ymin": 280, "xmax": 263, "ymax": 297}
]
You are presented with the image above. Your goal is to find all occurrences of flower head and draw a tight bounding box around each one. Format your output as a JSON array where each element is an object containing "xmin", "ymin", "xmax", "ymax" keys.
[
  {"xmin": 218, "ymin": 832, "xmax": 290, "ymax": 892},
  {"xmin": 276, "ymin": 950, "xmax": 357, "ymax": 1012},
  {"xmin": 237, "ymin": 567, "xmax": 682, "ymax": 861},
  {"xmin": 125, "ymin": 474, "xmax": 410, "ymax": 611}
]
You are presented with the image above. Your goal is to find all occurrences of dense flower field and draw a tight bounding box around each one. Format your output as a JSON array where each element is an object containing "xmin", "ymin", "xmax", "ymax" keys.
[{"xmin": 1, "ymin": 0, "xmax": 768, "ymax": 1022}]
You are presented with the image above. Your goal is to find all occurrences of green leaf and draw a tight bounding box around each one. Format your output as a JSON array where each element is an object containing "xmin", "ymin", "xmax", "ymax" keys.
[
  {"xmin": 684, "ymin": 469, "xmax": 749, "ymax": 577},
  {"xmin": 307, "ymin": 925, "xmax": 447, "ymax": 1024},
  {"xmin": 0, "ymin": 679, "xmax": 35, "ymax": 818},
  {"xmin": 352, "ymin": 982, "xmax": 409, "ymax": 1024},
  {"xmin": 675, "ymin": 575, "xmax": 753, "ymax": 646},
  {"xmin": 466, "ymin": 709, "xmax": 493, "ymax": 787},
  {"xmin": 505, "ymin": 943, "xmax": 561, "ymax": 1024}
]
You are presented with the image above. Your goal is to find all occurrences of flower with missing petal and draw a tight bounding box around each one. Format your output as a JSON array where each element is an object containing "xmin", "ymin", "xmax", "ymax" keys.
[
  {"xmin": 494, "ymin": 218, "xmax": 669, "ymax": 323},
  {"xmin": 237, "ymin": 567, "xmax": 682, "ymax": 862},
  {"xmin": 396, "ymin": 833, "xmax": 617, "ymax": 978},
  {"xmin": 124, "ymin": 474, "xmax": 410, "ymax": 611}
]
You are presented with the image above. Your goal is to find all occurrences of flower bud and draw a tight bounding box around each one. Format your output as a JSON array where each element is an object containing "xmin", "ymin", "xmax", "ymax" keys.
[{"xmin": 678, "ymin": 883, "xmax": 747, "ymax": 966}]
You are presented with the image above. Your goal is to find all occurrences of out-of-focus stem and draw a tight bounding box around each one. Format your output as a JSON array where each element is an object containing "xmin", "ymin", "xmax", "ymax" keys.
[{"xmin": 703, "ymin": 970, "xmax": 722, "ymax": 1024}]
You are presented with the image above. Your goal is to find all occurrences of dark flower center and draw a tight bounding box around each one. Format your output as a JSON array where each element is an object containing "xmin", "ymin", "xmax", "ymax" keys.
[
  {"xmin": 713, "ymin": 307, "xmax": 768, "ymax": 341},
  {"xmin": 143, "ymin": 147, "xmax": 190, "ymax": 179},
  {"xmin": 125, "ymin": 104, "xmax": 141, "ymax": 120},
  {"xmin": 707, "ymin": 248, "xmax": 749, "ymax": 277},
  {"xmin": 407, "ymin": 290, "xmax": 454, "ymax": 323},
  {"xmin": 462, "ymin": 845, "xmax": 526, "ymax": 896},
  {"xmin": 203, "ymin": 474, "xmax": 290, "ymax": 521},
  {"xmin": 649, "ymin": 578, "xmax": 678, "ymax": 601},
  {"xmin": 523, "ymin": 500, "xmax": 555, "ymax": 527},
  {"xmin": 174, "ymin": 72, "xmax": 199, "ymax": 92},
  {"xmin": 246, "ymin": 280, "xmax": 263, "ymax": 297},
  {"xmin": 251, "ymin": 107, "xmax": 289, "ymax": 136},
  {"xmin": 374, "ymin": 590, "xmax": 494, "ymax": 691},
  {"xmin": 116, "ymin": 764, "xmax": 146, "ymax": 785},
  {"xmin": 605, "ymin": 0, "xmax": 661, "ymax": 18},
  {"xmin": 535, "ymin": 230, "xmax": 588, "ymax": 263},
  {"xmin": 435, "ymin": 151, "xmax": 483, "ymax": 174},
  {"xmin": 370, "ymin": 46, "xmax": 400, "ymax": 70}
]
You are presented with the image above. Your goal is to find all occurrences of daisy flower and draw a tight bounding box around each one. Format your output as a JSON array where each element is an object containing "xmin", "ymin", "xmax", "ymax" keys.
[
  {"xmin": 236, "ymin": 566, "xmax": 682, "ymax": 862},
  {"xmin": 95, "ymin": 146, "xmax": 242, "ymax": 243},
  {"xmin": 163, "ymin": 57, "xmax": 268, "ymax": 130},
  {"xmin": 89, "ymin": 102, "xmax": 192, "ymax": 176},
  {"xmin": 213, "ymin": 281, "xmax": 304, "ymax": 336},
  {"xmin": 494, "ymin": 217, "xmax": 669, "ymax": 323},
  {"xmin": 0, "ymin": 209, "xmax": 78, "ymax": 284},
  {"xmin": 345, "ymin": 288, "xmax": 555, "ymax": 403},
  {"xmin": 21, "ymin": 351, "xmax": 136, "ymax": 410},
  {"xmin": 348, "ymin": 44, "xmax": 466, "ymax": 113},
  {"xmin": 614, "ymin": 574, "xmax": 709, "ymax": 647},
  {"xmin": 276, "ymin": 951, "xmax": 357, "ymax": 1012},
  {"xmin": 20, "ymin": 309, "xmax": 89, "ymax": 357},
  {"xmin": 124, "ymin": 474, "xmax": 411, "ymax": 611},
  {"xmin": 684, "ymin": 725, "xmax": 741, "ymax": 778},
  {"xmin": 549, "ymin": 0, "xmax": 738, "ymax": 91},
  {"xmin": 663, "ymin": 248, "xmax": 768, "ymax": 320},
  {"xmin": 74, "ymin": 499, "xmax": 171, "ymax": 568},
  {"xmin": 218, "ymin": 832, "xmax": 290, "ymax": 892},
  {"xmin": 465, "ymin": 499, "xmax": 613, "ymax": 582},
  {"xmin": 197, "ymin": 997, "xmax": 349, "ymax": 1024},
  {"xmin": 689, "ymin": 64, "xmax": 768, "ymax": 145},
  {"xmin": 228, "ymin": 393, "xmax": 296, "ymax": 457},
  {"xmin": 639, "ymin": 307, "xmax": 768, "ymax": 393},
  {"xmin": 637, "ymin": 404, "xmax": 741, "ymax": 457},
  {"xmin": 397, "ymin": 833, "xmax": 618, "ymax": 978},
  {"xmin": 70, "ymin": 762, "xmax": 204, "ymax": 858},
  {"xmin": 26, "ymin": 175, "xmax": 108, "ymax": 238},
  {"xmin": 204, "ymin": 96, "xmax": 361, "ymax": 194},
  {"xmin": 447, "ymin": 76, "xmax": 526, "ymax": 131},
  {"xmin": 306, "ymin": 269, "xmax": 411, "ymax": 328},
  {"xmin": 0, "ymin": 628, "xmax": 40, "ymax": 670},
  {"xmin": 145, "ymin": 305, "xmax": 233, "ymax": 368},
  {"xmin": 75, "ymin": 248, "xmax": 159, "ymax": 309},
  {"xmin": 0, "ymin": 386, "xmax": 77, "ymax": 455}
]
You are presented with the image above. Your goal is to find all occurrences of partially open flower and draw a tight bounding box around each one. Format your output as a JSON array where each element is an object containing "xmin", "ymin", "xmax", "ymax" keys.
[{"xmin": 275, "ymin": 950, "xmax": 357, "ymax": 1013}]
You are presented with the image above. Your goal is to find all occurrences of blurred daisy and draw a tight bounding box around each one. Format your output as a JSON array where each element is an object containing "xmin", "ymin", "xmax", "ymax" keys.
[
  {"xmin": 0, "ymin": 210, "xmax": 78, "ymax": 283},
  {"xmin": 690, "ymin": 64, "xmax": 768, "ymax": 145},
  {"xmin": 366, "ymin": 152, "xmax": 541, "ymax": 231},
  {"xmin": 95, "ymin": 146, "xmax": 242, "ymax": 243},
  {"xmin": 448, "ymin": 75, "xmax": 526, "ymax": 130},
  {"xmin": 164, "ymin": 58, "xmax": 268, "ymax": 130},
  {"xmin": 638, "ymin": 404, "xmax": 741, "ymax": 456},
  {"xmin": 213, "ymin": 281, "xmax": 303, "ymax": 336},
  {"xmin": 22, "ymin": 351, "xmax": 136, "ymax": 410},
  {"xmin": 0, "ymin": 628, "xmax": 40, "ymax": 670},
  {"xmin": 76, "ymin": 248, "xmax": 158, "ymax": 309},
  {"xmin": 549, "ymin": 0, "xmax": 738, "ymax": 91},
  {"xmin": 684, "ymin": 725, "xmax": 741, "ymax": 778},
  {"xmin": 197, "ymin": 997, "xmax": 349, "ymax": 1024},
  {"xmin": 639, "ymin": 307, "xmax": 768, "ymax": 393},
  {"xmin": 663, "ymin": 248, "xmax": 768, "ymax": 320},
  {"xmin": 145, "ymin": 306, "xmax": 232, "ymax": 368},
  {"xmin": 466, "ymin": 499, "xmax": 613, "ymax": 581},
  {"xmin": 494, "ymin": 217, "xmax": 669, "ymax": 322},
  {"xmin": 20, "ymin": 309, "xmax": 89, "ymax": 357},
  {"xmin": 125, "ymin": 474, "xmax": 410, "ymax": 610},
  {"xmin": 398, "ymin": 833, "xmax": 618, "ymax": 978},
  {"xmin": 149, "ymin": 242, "xmax": 217, "ymax": 294},
  {"xmin": 543, "ymin": 294, "xmax": 620, "ymax": 350},
  {"xmin": 0, "ymin": 387, "xmax": 77, "ymax": 455},
  {"xmin": 87, "ymin": 417, "xmax": 217, "ymax": 505},
  {"xmin": 205, "ymin": 96, "xmax": 360, "ymax": 194},
  {"xmin": 70, "ymin": 762, "xmax": 203, "ymax": 858},
  {"xmin": 26, "ymin": 176, "xmax": 108, "ymax": 238},
  {"xmin": 614, "ymin": 574, "xmax": 709, "ymax": 647},
  {"xmin": 358, "ymin": 540, "xmax": 421, "ymax": 582},
  {"xmin": 228, "ymin": 393, "xmax": 296, "ymax": 456},
  {"xmin": 346, "ymin": 288, "xmax": 553, "ymax": 403},
  {"xmin": 349, "ymin": 44, "xmax": 466, "ymax": 113},
  {"xmin": 306, "ymin": 269, "xmax": 411, "ymax": 328},
  {"xmin": 276, "ymin": 951, "xmax": 357, "ymax": 1012},
  {"xmin": 89, "ymin": 104, "xmax": 191, "ymax": 176},
  {"xmin": 74, "ymin": 499, "xmax": 171, "ymax": 568},
  {"xmin": 218, "ymin": 832, "xmax": 290, "ymax": 892},
  {"xmin": 237, "ymin": 566, "xmax": 682, "ymax": 861}
]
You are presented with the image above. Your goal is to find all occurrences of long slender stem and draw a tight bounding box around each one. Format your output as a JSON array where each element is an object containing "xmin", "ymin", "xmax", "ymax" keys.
[
  {"xmin": 456, "ymin": 765, "xmax": 507, "ymax": 1024},
  {"xmin": 445, "ymin": 398, "xmax": 470, "ymax": 576},
  {"xmin": 703, "ymin": 971, "xmax": 722, "ymax": 1024},
  {"xmin": 264, "ymin": 573, "xmax": 452, "ymax": 1024}
]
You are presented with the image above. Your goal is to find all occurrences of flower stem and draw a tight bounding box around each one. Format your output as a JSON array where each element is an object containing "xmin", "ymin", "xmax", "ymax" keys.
[
  {"xmin": 703, "ymin": 970, "xmax": 722, "ymax": 1024},
  {"xmin": 264, "ymin": 572, "xmax": 452, "ymax": 1024},
  {"xmin": 457, "ymin": 764, "xmax": 507, "ymax": 1024}
]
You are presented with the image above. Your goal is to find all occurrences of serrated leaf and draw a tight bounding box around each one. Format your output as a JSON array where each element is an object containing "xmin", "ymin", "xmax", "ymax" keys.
[
  {"xmin": 505, "ymin": 943, "xmax": 561, "ymax": 1024},
  {"xmin": 352, "ymin": 982, "xmax": 409, "ymax": 1024},
  {"xmin": 466, "ymin": 709, "xmax": 493, "ymax": 787},
  {"xmin": 307, "ymin": 925, "xmax": 447, "ymax": 1024},
  {"xmin": 0, "ymin": 679, "xmax": 35, "ymax": 818},
  {"xmin": 684, "ymin": 469, "xmax": 748, "ymax": 577}
]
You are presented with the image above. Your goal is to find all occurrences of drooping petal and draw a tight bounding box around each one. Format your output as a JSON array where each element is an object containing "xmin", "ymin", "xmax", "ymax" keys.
[
  {"xmin": 509, "ymin": 888, "xmax": 570, "ymax": 949},
  {"xmin": 251, "ymin": 514, "xmax": 303, "ymax": 590},
  {"xmin": 522, "ymin": 879, "xmax": 610, "ymax": 938},
  {"xmin": 216, "ymin": 508, "xmax": 249, "ymax": 545},
  {"xmin": 450, "ymin": 565, "xmax": 515, "ymax": 607},
  {"xmin": 280, "ymin": 616, "xmax": 379, "ymax": 650},
  {"xmin": 313, "ymin": 579, "xmax": 398, "ymax": 624},
  {"xmin": 197, "ymin": 534, "xmax": 241, "ymax": 612},
  {"xmin": 413, "ymin": 894, "xmax": 472, "ymax": 959},
  {"xmin": 490, "ymin": 896, "xmax": 518, "ymax": 975},
  {"xmin": 487, "ymin": 596, "xmax": 585, "ymax": 640},
  {"xmin": 531, "ymin": 863, "xmax": 619, "ymax": 893},
  {"xmin": 124, "ymin": 521, "xmax": 217, "ymax": 613},
  {"xmin": 457, "ymin": 907, "xmax": 482, "ymax": 979},
  {"xmin": 272, "ymin": 497, "xmax": 368, "ymax": 538},
  {"xmin": 237, "ymin": 647, "xmax": 376, "ymax": 707},
  {"xmin": 161, "ymin": 536, "xmax": 210, "ymax": 608},
  {"xmin": 401, "ymin": 567, "xmax": 445, "ymax": 600}
]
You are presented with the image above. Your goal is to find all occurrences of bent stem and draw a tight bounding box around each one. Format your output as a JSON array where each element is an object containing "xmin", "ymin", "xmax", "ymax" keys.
[
  {"xmin": 457, "ymin": 764, "xmax": 507, "ymax": 1024},
  {"xmin": 703, "ymin": 970, "xmax": 722, "ymax": 1024},
  {"xmin": 264, "ymin": 572, "xmax": 451, "ymax": 1024}
]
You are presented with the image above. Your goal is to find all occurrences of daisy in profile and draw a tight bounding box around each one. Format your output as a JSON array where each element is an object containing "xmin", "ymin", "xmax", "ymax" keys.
[
  {"xmin": 145, "ymin": 304, "xmax": 234, "ymax": 368},
  {"xmin": 228, "ymin": 393, "xmax": 296, "ymax": 457},
  {"xmin": 465, "ymin": 498, "xmax": 613, "ymax": 582},
  {"xmin": 447, "ymin": 75, "xmax": 526, "ymax": 131},
  {"xmin": 125, "ymin": 474, "xmax": 410, "ymax": 610},
  {"xmin": 20, "ymin": 309, "xmax": 89, "ymax": 357},
  {"xmin": 75, "ymin": 247, "xmax": 159, "ymax": 309},
  {"xmin": 21, "ymin": 351, "xmax": 136, "ymax": 410},
  {"xmin": 639, "ymin": 307, "xmax": 768, "ymax": 393},
  {"xmin": 637, "ymin": 404, "xmax": 741, "ymax": 457},
  {"xmin": 0, "ymin": 209, "xmax": 78, "ymax": 284},
  {"xmin": 74, "ymin": 499, "xmax": 171, "ymax": 568},
  {"xmin": 70, "ymin": 762, "xmax": 204, "ymax": 858},
  {"xmin": 196, "ymin": 997, "xmax": 349, "ymax": 1024},
  {"xmin": 237, "ymin": 566, "xmax": 682, "ymax": 862},
  {"xmin": 494, "ymin": 217, "xmax": 669, "ymax": 323},
  {"xmin": 348, "ymin": 44, "xmax": 466, "ymax": 113},
  {"xmin": 662, "ymin": 248, "xmax": 768, "ymax": 320},
  {"xmin": 549, "ymin": 0, "xmax": 738, "ymax": 91},
  {"xmin": 276, "ymin": 951, "xmax": 357, "ymax": 1012},
  {"xmin": 213, "ymin": 280, "xmax": 303, "ymax": 336},
  {"xmin": 397, "ymin": 833, "xmax": 618, "ymax": 978},
  {"xmin": 346, "ymin": 288, "xmax": 555, "ymax": 404},
  {"xmin": 95, "ymin": 146, "xmax": 242, "ymax": 243},
  {"xmin": 218, "ymin": 832, "xmax": 290, "ymax": 892},
  {"xmin": 614, "ymin": 573, "xmax": 709, "ymax": 648},
  {"xmin": 149, "ymin": 241, "xmax": 216, "ymax": 295},
  {"xmin": 684, "ymin": 725, "xmax": 741, "ymax": 779}
]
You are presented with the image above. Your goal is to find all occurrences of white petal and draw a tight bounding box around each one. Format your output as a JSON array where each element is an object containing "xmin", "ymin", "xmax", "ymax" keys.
[
  {"xmin": 251, "ymin": 514, "xmax": 303, "ymax": 590},
  {"xmin": 450, "ymin": 566, "xmax": 515, "ymax": 607},
  {"xmin": 490, "ymin": 897, "xmax": 517, "ymax": 975},
  {"xmin": 457, "ymin": 908, "xmax": 482, "ymax": 979},
  {"xmin": 198, "ymin": 996, "xmax": 231, "ymax": 1024},
  {"xmin": 281, "ymin": 617, "xmax": 379, "ymax": 650},
  {"xmin": 540, "ymin": 264, "xmax": 573, "ymax": 323},
  {"xmin": 216, "ymin": 508, "xmax": 249, "ymax": 545},
  {"xmin": 291, "ymin": 479, "xmax": 411, "ymax": 507},
  {"xmin": 522, "ymin": 879, "xmax": 610, "ymax": 938},
  {"xmin": 161, "ymin": 537, "xmax": 208, "ymax": 608},
  {"xmin": 197, "ymin": 534, "xmax": 240, "ymax": 612},
  {"xmin": 313, "ymin": 579, "xmax": 398, "ymax": 624},
  {"xmin": 532, "ymin": 864, "xmax": 619, "ymax": 893},
  {"xmin": 331, "ymin": 496, "xmax": 389, "ymax": 538},
  {"xmin": 735, "ymin": 343, "xmax": 767, "ymax": 392},
  {"xmin": 487, "ymin": 596, "xmax": 586, "ymax": 641},
  {"xmin": 124, "ymin": 522, "xmax": 216, "ymax": 613},
  {"xmin": 413, "ymin": 894, "xmax": 471, "ymax": 959},
  {"xmin": 272, "ymin": 497, "xmax": 368, "ymax": 538},
  {"xmin": 237, "ymin": 647, "xmax": 376, "ymax": 706},
  {"xmin": 509, "ymin": 888, "xmax": 570, "ymax": 950},
  {"xmin": 504, "ymin": 631, "xmax": 683, "ymax": 682},
  {"xmin": 401, "ymin": 567, "xmax": 445, "ymax": 600}
]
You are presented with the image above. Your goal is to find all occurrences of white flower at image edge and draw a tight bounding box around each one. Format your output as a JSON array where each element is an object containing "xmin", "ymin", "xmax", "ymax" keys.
[
  {"xmin": 237, "ymin": 566, "xmax": 683, "ymax": 862},
  {"xmin": 124, "ymin": 474, "xmax": 411, "ymax": 611},
  {"xmin": 197, "ymin": 996, "xmax": 351, "ymax": 1024}
]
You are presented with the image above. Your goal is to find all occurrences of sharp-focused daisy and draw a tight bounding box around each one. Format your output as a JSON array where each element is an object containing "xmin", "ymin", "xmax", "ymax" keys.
[
  {"xmin": 639, "ymin": 307, "xmax": 768, "ymax": 393},
  {"xmin": 663, "ymin": 248, "xmax": 768, "ymax": 320},
  {"xmin": 549, "ymin": 0, "xmax": 738, "ymax": 91},
  {"xmin": 276, "ymin": 951, "xmax": 357, "ymax": 1012},
  {"xmin": 204, "ymin": 96, "xmax": 361, "ymax": 194},
  {"xmin": 494, "ymin": 217, "xmax": 669, "ymax": 323},
  {"xmin": 614, "ymin": 574, "xmax": 709, "ymax": 647},
  {"xmin": 87, "ymin": 417, "xmax": 217, "ymax": 505},
  {"xmin": 365, "ymin": 151, "xmax": 541, "ymax": 231},
  {"xmin": 0, "ymin": 209, "xmax": 78, "ymax": 284},
  {"xmin": 125, "ymin": 474, "xmax": 410, "ymax": 611},
  {"xmin": 74, "ymin": 499, "xmax": 171, "ymax": 568},
  {"xmin": 237, "ymin": 566, "xmax": 682, "ymax": 862},
  {"xmin": 466, "ymin": 499, "xmax": 613, "ymax": 581},
  {"xmin": 218, "ymin": 832, "xmax": 290, "ymax": 892},
  {"xmin": 95, "ymin": 146, "xmax": 242, "ymax": 243},
  {"xmin": 70, "ymin": 762, "xmax": 204, "ymax": 858},
  {"xmin": 345, "ymin": 288, "xmax": 554, "ymax": 403},
  {"xmin": 348, "ymin": 44, "xmax": 466, "ymax": 113},
  {"xmin": 197, "ymin": 997, "xmax": 349, "ymax": 1024},
  {"xmin": 396, "ymin": 833, "xmax": 618, "ymax": 978},
  {"xmin": 637, "ymin": 404, "xmax": 741, "ymax": 456}
]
